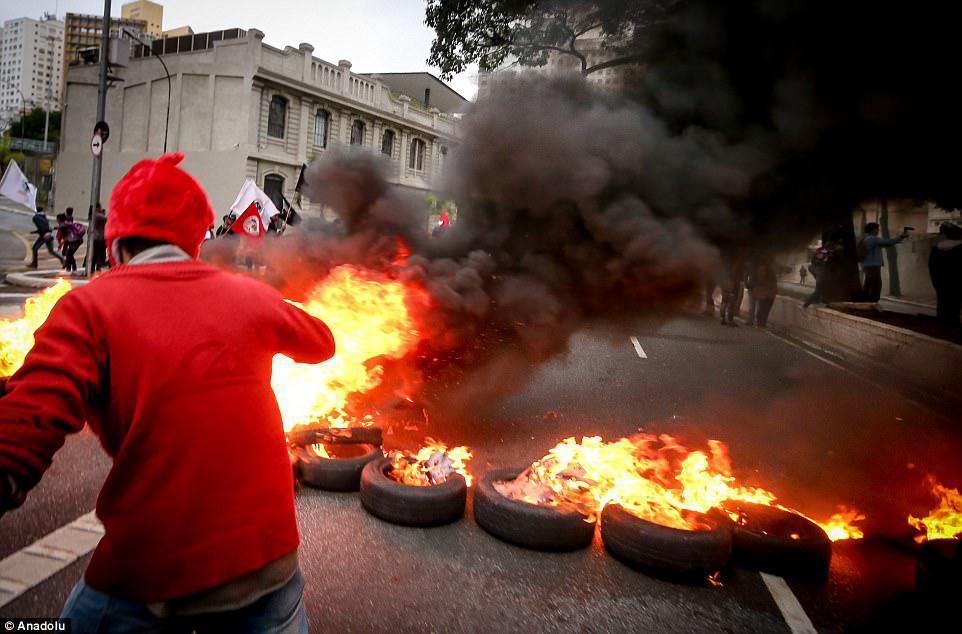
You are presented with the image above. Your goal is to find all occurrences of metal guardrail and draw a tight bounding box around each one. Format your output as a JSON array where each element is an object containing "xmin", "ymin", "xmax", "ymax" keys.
[{"xmin": 4, "ymin": 137, "xmax": 57, "ymax": 154}]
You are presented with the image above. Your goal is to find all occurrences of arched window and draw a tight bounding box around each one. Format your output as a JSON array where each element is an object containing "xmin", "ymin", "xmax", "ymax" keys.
[
  {"xmin": 408, "ymin": 138, "xmax": 426, "ymax": 171},
  {"xmin": 350, "ymin": 119, "xmax": 365, "ymax": 145},
  {"xmin": 381, "ymin": 129, "xmax": 395, "ymax": 156},
  {"xmin": 313, "ymin": 109, "xmax": 329, "ymax": 148},
  {"xmin": 267, "ymin": 95, "xmax": 287, "ymax": 139},
  {"xmin": 263, "ymin": 174, "xmax": 285, "ymax": 212}
]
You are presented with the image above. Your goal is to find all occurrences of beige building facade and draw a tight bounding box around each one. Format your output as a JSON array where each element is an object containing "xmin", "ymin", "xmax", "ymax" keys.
[
  {"xmin": 55, "ymin": 28, "xmax": 462, "ymax": 218},
  {"xmin": 121, "ymin": 0, "xmax": 164, "ymax": 38}
]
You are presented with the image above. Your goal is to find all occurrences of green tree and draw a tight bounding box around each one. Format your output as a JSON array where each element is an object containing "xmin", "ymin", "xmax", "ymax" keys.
[
  {"xmin": 3, "ymin": 108, "xmax": 61, "ymax": 143},
  {"xmin": 425, "ymin": 0, "xmax": 683, "ymax": 79}
]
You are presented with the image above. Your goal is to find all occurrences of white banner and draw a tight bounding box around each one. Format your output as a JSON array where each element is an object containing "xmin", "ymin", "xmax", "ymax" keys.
[
  {"xmin": 0, "ymin": 160, "xmax": 38, "ymax": 210},
  {"xmin": 229, "ymin": 179, "xmax": 279, "ymax": 228}
]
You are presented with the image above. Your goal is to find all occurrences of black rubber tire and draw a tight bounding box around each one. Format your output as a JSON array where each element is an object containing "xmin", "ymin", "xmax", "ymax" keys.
[
  {"xmin": 294, "ymin": 443, "xmax": 381, "ymax": 492},
  {"xmin": 473, "ymin": 467, "xmax": 595, "ymax": 551},
  {"xmin": 916, "ymin": 538, "xmax": 962, "ymax": 594},
  {"xmin": 287, "ymin": 425, "xmax": 383, "ymax": 447},
  {"xmin": 719, "ymin": 501, "xmax": 832, "ymax": 579},
  {"xmin": 600, "ymin": 504, "xmax": 732, "ymax": 581},
  {"xmin": 359, "ymin": 456, "xmax": 467, "ymax": 527}
]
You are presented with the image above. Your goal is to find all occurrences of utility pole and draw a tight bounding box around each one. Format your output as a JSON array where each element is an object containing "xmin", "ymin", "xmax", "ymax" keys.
[{"xmin": 85, "ymin": 0, "xmax": 111, "ymax": 278}]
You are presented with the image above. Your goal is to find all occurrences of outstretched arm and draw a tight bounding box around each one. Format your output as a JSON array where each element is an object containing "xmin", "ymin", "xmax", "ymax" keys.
[
  {"xmin": 0, "ymin": 294, "xmax": 104, "ymax": 516},
  {"xmin": 274, "ymin": 298, "xmax": 336, "ymax": 365}
]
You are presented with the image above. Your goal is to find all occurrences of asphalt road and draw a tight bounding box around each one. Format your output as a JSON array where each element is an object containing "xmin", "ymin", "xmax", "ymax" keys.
[{"xmin": 1, "ymin": 313, "xmax": 959, "ymax": 632}]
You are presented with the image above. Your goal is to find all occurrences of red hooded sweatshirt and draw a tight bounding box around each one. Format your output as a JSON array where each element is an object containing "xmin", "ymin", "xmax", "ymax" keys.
[{"xmin": 0, "ymin": 154, "xmax": 335, "ymax": 603}]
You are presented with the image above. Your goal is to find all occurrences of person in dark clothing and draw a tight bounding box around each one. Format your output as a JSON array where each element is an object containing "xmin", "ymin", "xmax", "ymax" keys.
[
  {"xmin": 28, "ymin": 207, "xmax": 65, "ymax": 268},
  {"xmin": 720, "ymin": 254, "xmax": 747, "ymax": 326},
  {"xmin": 92, "ymin": 203, "xmax": 108, "ymax": 272},
  {"xmin": 929, "ymin": 224, "xmax": 962, "ymax": 327},
  {"xmin": 804, "ymin": 242, "xmax": 839, "ymax": 308},
  {"xmin": 57, "ymin": 213, "xmax": 85, "ymax": 272},
  {"xmin": 215, "ymin": 214, "xmax": 234, "ymax": 237},
  {"xmin": 799, "ymin": 265, "xmax": 808, "ymax": 284},
  {"xmin": 859, "ymin": 222, "xmax": 909, "ymax": 302},
  {"xmin": 747, "ymin": 255, "xmax": 778, "ymax": 327}
]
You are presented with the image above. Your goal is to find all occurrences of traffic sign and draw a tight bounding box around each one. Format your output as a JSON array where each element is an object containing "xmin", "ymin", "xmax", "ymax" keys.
[
  {"xmin": 91, "ymin": 133, "xmax": 103, "ymax": 156},
  {"xmin": 94, "ymin": 120, "xmax": 110, "ymax": 144}
]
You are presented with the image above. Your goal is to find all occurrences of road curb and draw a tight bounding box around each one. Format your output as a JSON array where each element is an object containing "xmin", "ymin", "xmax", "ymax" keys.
[
  {"xmin": 765, "ymin": 295, "xmax": 962, "ymax": 401},
  {"xmin": 5, "ymin": 270, "xmax": 86, "ymax": 289}
]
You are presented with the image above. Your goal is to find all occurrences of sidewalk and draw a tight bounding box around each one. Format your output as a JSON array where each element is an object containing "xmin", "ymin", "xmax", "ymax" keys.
[{"xmin": 780, "ymin": 280, "xmax": 936, "ymax": 317}]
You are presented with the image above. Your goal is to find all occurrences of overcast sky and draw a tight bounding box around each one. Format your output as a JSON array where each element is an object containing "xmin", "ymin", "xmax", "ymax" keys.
[{"xmin": 1, "ymin": 0, "xmax": 478, "ymax": 99}]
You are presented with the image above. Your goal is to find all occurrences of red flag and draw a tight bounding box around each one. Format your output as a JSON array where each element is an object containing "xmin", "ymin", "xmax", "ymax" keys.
[
  {"xmin": 231, "ymin": 201, "xmax": 266, "ymax": 242},
  {"xmin": 439, "ymin": 209, "xmax": 450, "ymax": 228}
]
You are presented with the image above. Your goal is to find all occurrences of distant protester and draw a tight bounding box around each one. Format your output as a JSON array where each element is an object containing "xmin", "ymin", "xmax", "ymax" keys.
[
  {"xmin": 56, "ymin": 212, "xmax": 85, "ymax": 273},
  {"xmin": 747, "ymin": 255, "xmax": 778, "ymax": 328},
  {"xmin": 92, "ymin": 203, "xmax": 108, "ymax": 272},
  {"xmin": 804, "ymin": 242, "xmax": 839, "ymax": 308},
  {"xmin": 928, "ymin": 224, "xmax": 962, "ymax": 327},
  {"xmin": 28, "ymin": 207, "xmax": 65, "ymax": 269},
  {"xmin": 859, "ymin": 223, "xmax": 909, "ymax": 302}
]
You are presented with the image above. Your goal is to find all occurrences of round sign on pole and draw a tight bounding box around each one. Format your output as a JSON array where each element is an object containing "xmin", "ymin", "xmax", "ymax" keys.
[
  {"xmin": 91, "ymin": 132, "xmax": 103, "ymax": 156},
  {"xmin": 94, "ymin": 120, "xmax": 110, "ymax": 144}
]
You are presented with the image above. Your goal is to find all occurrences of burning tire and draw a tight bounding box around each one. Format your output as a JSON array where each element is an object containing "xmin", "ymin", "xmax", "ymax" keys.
[
  {"xmin": 473, "ymin": 468, "xmax": 595, "ymax": 551},
  {"xmin": 719, "ymin": 501, "xmax": 831, "ymax": 579},
  {"xmin": 287, "ymin": 425, "xmax": 383, "ymax": 447},
  {"xmin": 359, "ymin": 456, "xmax": 467, "ymax": 527},
  {"xmin": 600, "ymin": 504, "xmax": 732, "ymax": 581},
  {"xmin": 293, "ymin": 443, "xmax": 381, "ymax": 492},
  {"xmin": 916, "ymin": 538, "xmax": 962, "ymax": 594}
]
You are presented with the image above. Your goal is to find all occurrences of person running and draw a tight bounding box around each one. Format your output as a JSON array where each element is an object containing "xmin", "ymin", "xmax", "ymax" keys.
[
  {"xmin": 28, "ymin": 206, "xmax": 65, "ymax": 269},
  {"xmin": 804, "ymin": 241, "xmax": 839, "ymax": 308},
  {"xmin": 0, "ymin": 153, "xmax": 335, "ymax": 632},
  {"xmin": 56, "ymin": 212, "xmax": 86, "ymax": 272},
  {"xmin": 929, "ymin": 223, "xmax": 962, "ymax": 327}
]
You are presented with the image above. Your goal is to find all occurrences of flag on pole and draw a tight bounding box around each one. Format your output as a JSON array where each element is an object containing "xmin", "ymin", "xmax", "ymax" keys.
[
  {"xmin": 230, "ymin": 200, "xmax": 266, "ymax": 242},
  {"xmin": 0, "ymin": 160, "xmax": 38, "ymax": 210},
  {"xmin": 229, "ymin": 179, "xmax": 279, "ymax": 229}
]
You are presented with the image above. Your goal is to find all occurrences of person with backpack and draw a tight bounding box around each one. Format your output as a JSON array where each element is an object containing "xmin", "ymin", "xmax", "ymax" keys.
[
  {"xmin": 858, "ymin": 223, "xmax": 909, "ymax": 302},
  {"xmin": 804, "ymin": 241, "xmax": 840, "ymax": 308},
  {"xmin": 28, "ymin": 206, "xmax": 65, "ymax": 269},
  {"xmin": 57, "ymin": 212, "xmax": 86, "ymax": 272}
]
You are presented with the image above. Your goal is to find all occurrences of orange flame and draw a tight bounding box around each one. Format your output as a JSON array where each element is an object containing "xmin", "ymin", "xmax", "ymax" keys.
[
  {"xmin": 496, "ymin": 434, "xmax": 864, "ymax": 539},
  {"xmin": 0, "ymin": 278, "xmax": 73, "ymax": 377},
  {"xmin": 272, "ymin": 265, "xmax": 428, "ymax": 432},
  {"xmin": 908, "ymin": 481, "xmax": 962, "ymax": 542},
  {"xmin": 388, "ymin": 438, "xmax": 473, "ymax": 486}
]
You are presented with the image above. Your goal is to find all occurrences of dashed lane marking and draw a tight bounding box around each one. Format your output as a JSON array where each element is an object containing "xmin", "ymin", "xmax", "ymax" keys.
[
  {"xmin": 760, "ymin": 572, "xmax": 817, "ymax": 634},
  {"xmin": 0, "ymin": 511, "xmax": 102, "ymax": 608},
  {"xmin": 629, "ymin": 336, "xmax": 647, "ymax": 359}
]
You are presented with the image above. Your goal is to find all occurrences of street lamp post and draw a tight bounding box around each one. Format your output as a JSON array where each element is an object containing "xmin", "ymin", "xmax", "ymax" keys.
[
  {"xmin": 85, "ymin": 0, "xmax": 111, "ymax": 278},
  {"xmin": 122, "ymin": 28, "xmax": 170, "ymax": 152}
]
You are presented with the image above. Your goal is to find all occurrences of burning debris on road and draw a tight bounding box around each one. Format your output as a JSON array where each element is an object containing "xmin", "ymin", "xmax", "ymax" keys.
[
  {"xmin": 0, "ymin": 278, "xmax": 73, "ymax": 378},
  {"xmin": 493, "ymin": 434, "xmax": 864, "ymax": 540},
  {"xmin": 909, "ymin": 480, "xmax": 962, "ymax": 543},
  {"xmin": 386, "ymin": 438, "xmax": 473, "ymax": 487}
]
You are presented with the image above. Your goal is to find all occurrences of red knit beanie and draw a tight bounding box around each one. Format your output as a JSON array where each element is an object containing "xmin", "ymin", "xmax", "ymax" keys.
[{"xmin": 106, "ymin": 153, "xmax": 214, "ymax": 264}]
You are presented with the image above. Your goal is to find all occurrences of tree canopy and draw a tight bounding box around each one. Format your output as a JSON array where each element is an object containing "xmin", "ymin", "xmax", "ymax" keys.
[
  {"xmin": 2, "ymin": 108, "xmax": 61, "ymax": 143},
  {"xmin": 425, "ymin": 0, "xmax": 683, "ymax": 79}
]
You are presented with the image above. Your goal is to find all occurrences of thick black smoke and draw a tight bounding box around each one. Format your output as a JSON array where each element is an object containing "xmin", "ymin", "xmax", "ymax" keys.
[{"xmin": 279, "ymin": 1, "xmax": 960, "ymax": 413}]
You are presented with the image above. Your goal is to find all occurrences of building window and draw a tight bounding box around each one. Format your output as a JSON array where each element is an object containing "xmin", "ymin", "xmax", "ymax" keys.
[
  {"xmin": 263, "ymin": 174, "xmax": 285, "ymax": 212},
  {"xmin": 267, "ymin": 95, "xmax": 287, "ymax": 139},
  {"xmin": 381, "ymin": 129, "xmax": 394, "ymax": 156},
  {"xmin": 313, "ymin": 109, "xmax": 329, "ymax": 147},
  {"xmin": 409, "ymin": 138, "xmax": 425, "ymax": 171},
  {"xmin": 350, "ymin": 119, "xmax": 365, "ymax": 145}
]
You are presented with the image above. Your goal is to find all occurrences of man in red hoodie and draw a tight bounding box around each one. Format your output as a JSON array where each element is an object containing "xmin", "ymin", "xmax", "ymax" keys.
[{"xmin": 0, "ymin": 154, "xmax": 334, "ymax": 632}]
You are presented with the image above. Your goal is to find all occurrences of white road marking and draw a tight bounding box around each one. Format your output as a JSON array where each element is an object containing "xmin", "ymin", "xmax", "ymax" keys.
[
  {"xmin": 760, "ymin": 572, "xmax": 817, "ymax": 634},
  {"xmin": 0, "ymin": 511, "xmax": 102, "ymax": 608},
  {"xmin": 629, "ymin": 336, "xmax": 647, "ymax": 358}
]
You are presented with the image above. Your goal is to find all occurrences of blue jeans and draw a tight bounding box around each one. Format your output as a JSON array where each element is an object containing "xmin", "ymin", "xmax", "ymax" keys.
[{"xmin": 60, "ymin": 569, "xmax": 308, "ymax": 633}]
